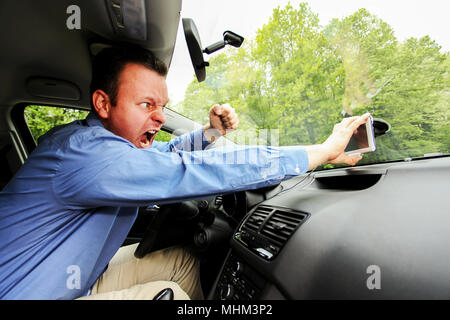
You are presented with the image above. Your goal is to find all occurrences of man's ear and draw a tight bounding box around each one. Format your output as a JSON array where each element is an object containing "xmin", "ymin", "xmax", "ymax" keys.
[{"xmin": 92, "ymin": 90, "xmax": 111, "ymax": 119}]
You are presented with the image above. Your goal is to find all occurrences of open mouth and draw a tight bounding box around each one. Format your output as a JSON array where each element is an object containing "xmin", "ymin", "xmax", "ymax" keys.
[{"xmin": 139, "ymin": 130, "xmax": 158, "ymax": 148}]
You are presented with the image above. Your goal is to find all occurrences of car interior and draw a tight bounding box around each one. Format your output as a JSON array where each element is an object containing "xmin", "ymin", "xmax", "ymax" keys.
[{"xmin": 1, "ymin": 0, "xmax": 449, "ymax": 300}]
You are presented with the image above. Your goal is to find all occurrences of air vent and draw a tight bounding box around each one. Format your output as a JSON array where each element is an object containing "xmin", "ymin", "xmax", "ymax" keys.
[
  {"xmin": 242, "ymin": 206, "xmax": 272, "ymax": 232},
  {"xmin": 236, "ymin": 205, "xmax": 309, "ymax": 260},
  {"xmin": 260, "ymin": 209, "xmax": 308, "ymax": 245}
]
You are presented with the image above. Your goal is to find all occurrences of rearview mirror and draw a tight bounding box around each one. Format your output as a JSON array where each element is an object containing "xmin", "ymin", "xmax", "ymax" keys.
[
  {"xmin": 183, "ymin": 18, "xmax": 208, "ymax": 82},
  {"xmin": 182, "ymin": 18, "xmax": 244, "ymax": 82}
]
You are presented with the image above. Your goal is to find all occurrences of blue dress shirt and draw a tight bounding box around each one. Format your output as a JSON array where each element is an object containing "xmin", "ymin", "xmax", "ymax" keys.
[{"xmin": 0, "ymin": 112, "xmax": 308, "ymax": 299}]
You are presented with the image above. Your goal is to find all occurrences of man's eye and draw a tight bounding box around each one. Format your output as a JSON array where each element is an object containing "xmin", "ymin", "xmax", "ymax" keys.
[
  {"xmin": 140, "ymin": 103, "xmax": 151, "ymax": 109},
  {"xmin": 139, "ymin": 102, "xmax": 164, "ymax": 112}
]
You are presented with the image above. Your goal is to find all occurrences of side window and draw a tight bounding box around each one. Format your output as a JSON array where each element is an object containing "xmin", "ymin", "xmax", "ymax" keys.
[
  {"xmin": 23, "ymin": 105, "xmax": 173, "ymax": 144},
  {"xmin": 24, "ymin": 105, "xmax": 89, "ymax": 143},
  {"xmin": 154, "ymin": 130, "xmax": 172, "ymax": 142}
]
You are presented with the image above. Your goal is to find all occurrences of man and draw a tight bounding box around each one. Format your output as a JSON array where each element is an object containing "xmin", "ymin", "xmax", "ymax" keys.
[{"xmin": 0, "ymin": 46, "xmax": 369, "ymax": 300}]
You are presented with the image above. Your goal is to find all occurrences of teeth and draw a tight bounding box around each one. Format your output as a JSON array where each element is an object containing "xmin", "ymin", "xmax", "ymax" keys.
[{"xmin": 142, "ymin": 131, "xmax": 157, "ymax": 148}]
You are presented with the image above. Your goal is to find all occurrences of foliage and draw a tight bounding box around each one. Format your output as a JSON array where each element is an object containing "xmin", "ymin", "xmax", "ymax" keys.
[
  {"xmin": 155, "ymin": 130, "xmax": 173, "ymax": 142},
  {"xmin": 25, "ymin": 106, "xmax": 89, "ymax": 143},
  {"xmin": 177, "ymin": 2, "xmax": 449, "ymax": 168}
]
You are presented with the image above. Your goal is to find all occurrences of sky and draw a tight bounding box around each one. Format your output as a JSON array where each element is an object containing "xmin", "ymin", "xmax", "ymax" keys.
[{"xmin": 166, "ymin": 0, "xmax": 450, "ymax": 105}]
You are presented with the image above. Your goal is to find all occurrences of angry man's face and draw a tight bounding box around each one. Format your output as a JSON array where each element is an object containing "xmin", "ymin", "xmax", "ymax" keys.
[{"xmin": 94, "ymin": 62, "xmax": 168, "ymax": 148}]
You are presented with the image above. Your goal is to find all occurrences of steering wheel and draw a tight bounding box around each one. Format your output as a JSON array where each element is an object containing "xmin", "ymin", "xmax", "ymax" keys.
[{"xmin": 134, "ymin": 202, "xmax": 200, "ymax": 259}]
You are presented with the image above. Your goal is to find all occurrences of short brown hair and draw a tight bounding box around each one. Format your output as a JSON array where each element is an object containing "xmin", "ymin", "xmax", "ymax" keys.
[{"xmin": 89, "ymin": 46, "xmax": 168, "ymax": 107}]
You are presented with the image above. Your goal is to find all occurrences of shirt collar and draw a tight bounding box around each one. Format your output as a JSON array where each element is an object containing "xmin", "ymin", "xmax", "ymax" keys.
[
  {"xmin": 85, "ymin": 111, "xmax": 105, "ymax": 129},
  {"xmin": 84, "ymin": 111, "xmax": 137, "ymax": 148}
]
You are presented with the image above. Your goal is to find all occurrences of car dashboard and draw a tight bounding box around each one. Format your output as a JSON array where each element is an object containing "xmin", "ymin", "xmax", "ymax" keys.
[{"xmin": 208, "ymin": 156, "xmax": 450, "ymax": 300}]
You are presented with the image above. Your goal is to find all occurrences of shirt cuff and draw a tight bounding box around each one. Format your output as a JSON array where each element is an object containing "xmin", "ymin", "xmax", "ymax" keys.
[
  {"xmin": 191, "ymin": 128, "xmax": 212, "ymax": 151},
  {"xmin": 279, "ymin": 146, "xmax": 309, "ymax": 176}
]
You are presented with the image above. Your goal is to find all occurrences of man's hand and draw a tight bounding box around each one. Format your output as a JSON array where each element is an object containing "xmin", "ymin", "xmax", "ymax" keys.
[
  {"xmin": 306, "ymin": 113, "xmax": 371, "ymax": 170},
  {"xmin": 323, "ymin": 113, "xmax": 371, "ymax": 161},
  {"xmin": 203, "ymin": 104, "xmax": 239, "ymax": 143}
]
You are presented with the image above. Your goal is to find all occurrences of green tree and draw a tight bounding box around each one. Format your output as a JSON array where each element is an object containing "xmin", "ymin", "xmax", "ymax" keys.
[
  {"xmin": 255, "ymin": 3, "xmax": 344, "ymax": 145},
  {"xmin": 179, "ymin": 2, "xmax": 449, "ymax": 166}
]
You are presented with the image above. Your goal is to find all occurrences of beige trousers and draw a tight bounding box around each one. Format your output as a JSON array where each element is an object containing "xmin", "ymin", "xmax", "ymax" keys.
[{"xmin": 77, "ymin": 243, "xmax": 204, "ymax": 300}]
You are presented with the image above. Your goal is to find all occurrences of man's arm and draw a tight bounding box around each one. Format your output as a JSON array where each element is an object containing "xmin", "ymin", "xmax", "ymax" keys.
[
  {"xmin": 155, "ymin": 105, "xmax": 370, "ymax": 171},
  {"xmin": 199, "ymin": 105, "xmax": 370, "ymax": 171},
  {"xmin": 53, "ymin": 139, "xmax": 309, "ymax": 209},
  {"xmin": 53, "ymin": 109, "xmax": 370, "ymax": 209}
]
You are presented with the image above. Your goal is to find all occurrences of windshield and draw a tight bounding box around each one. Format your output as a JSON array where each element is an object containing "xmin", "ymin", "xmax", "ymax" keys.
[{"xmin": 167, "ymin": 0, "xmax": 449, "ymax": 169}]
